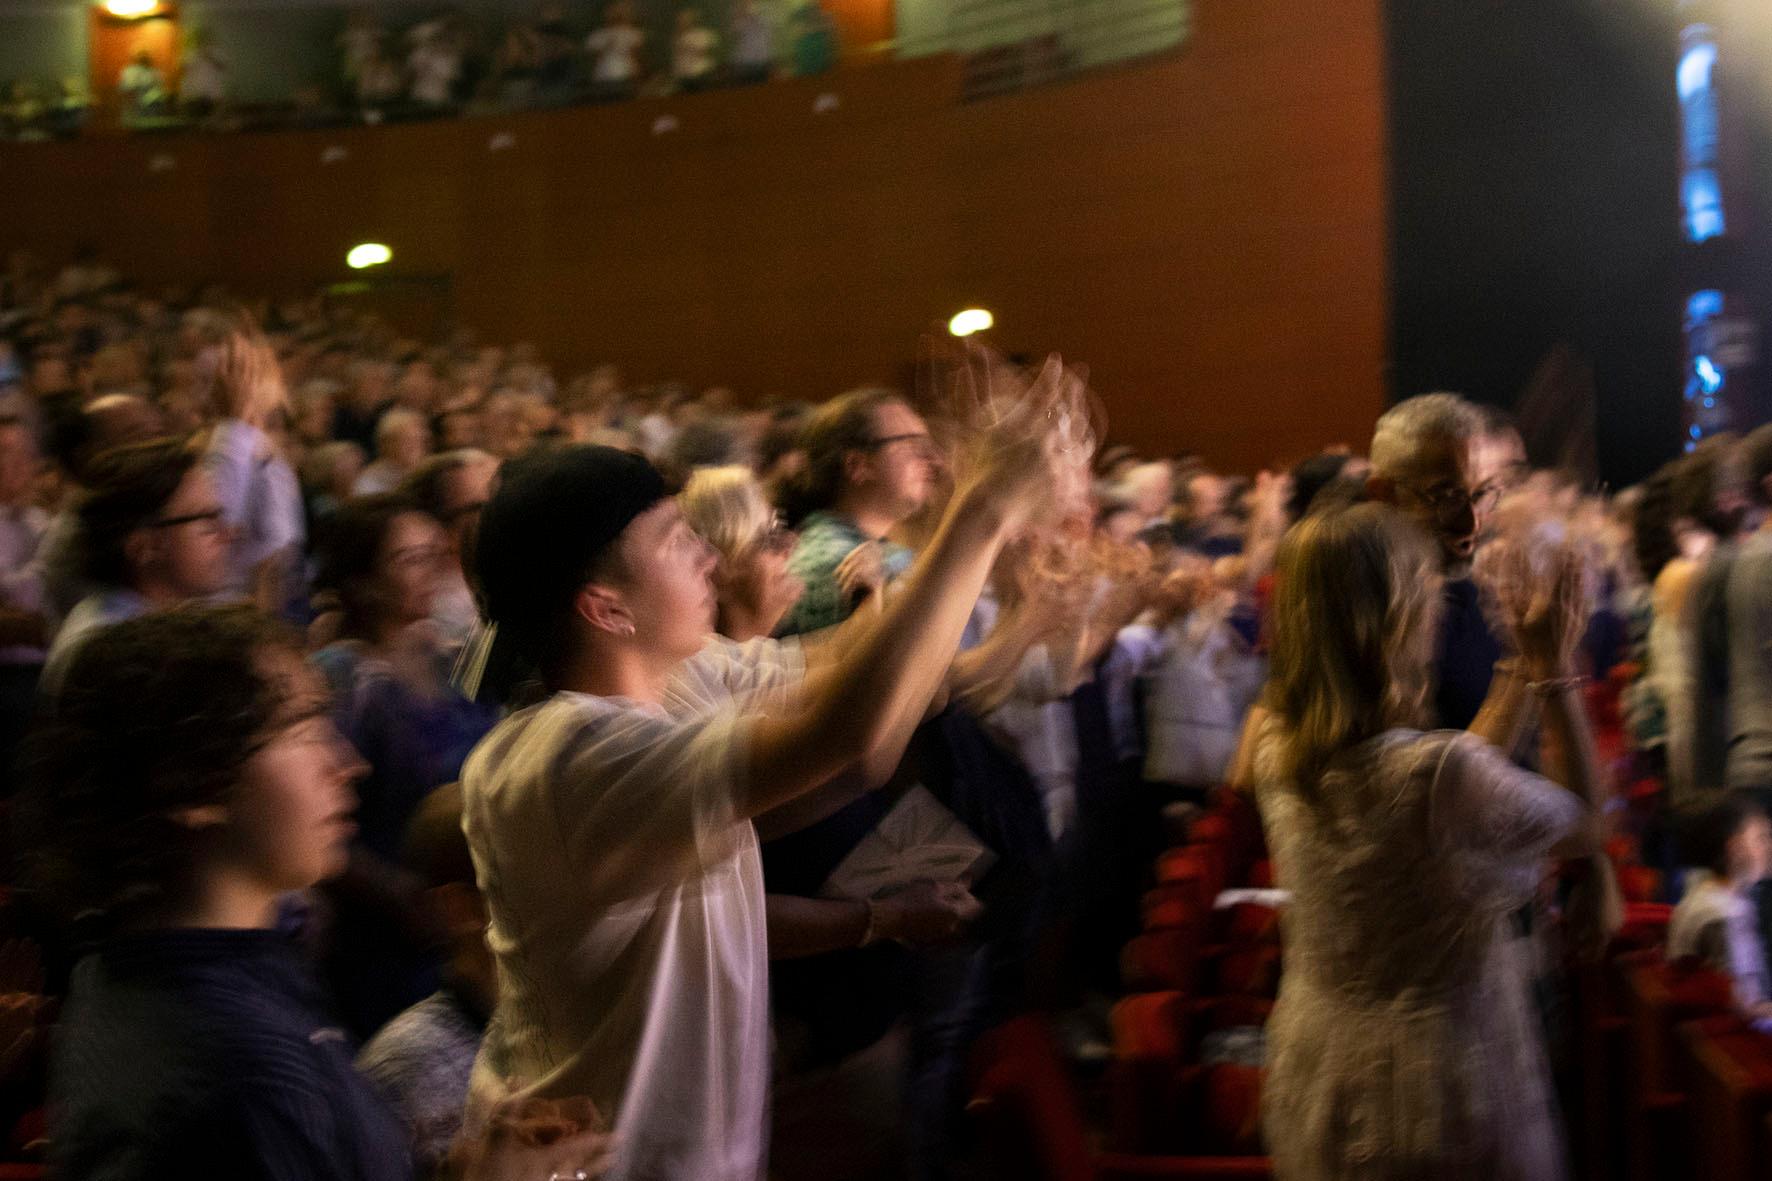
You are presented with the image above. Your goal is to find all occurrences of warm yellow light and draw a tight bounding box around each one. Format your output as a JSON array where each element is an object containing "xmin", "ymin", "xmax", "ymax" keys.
[
  {"xmin": 948, "ymin": 308, "xmax": 994, "ymax": 337},
  {"xmin": 346, "ymin": 242, "xmax": 392, "ymax": 270},
  {"xmin": 102, "ymin": 0, "xmax": 159, "ymax": 17}
]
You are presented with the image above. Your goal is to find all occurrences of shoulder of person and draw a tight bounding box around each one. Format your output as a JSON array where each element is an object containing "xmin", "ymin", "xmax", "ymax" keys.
[
  {"xmin": 1654, "ymin": 557, "xmax": 1702, "ymax": 614},
  {"xmin": 356, "ymin": 996, "xmax": 470, "ymax": 1082}
]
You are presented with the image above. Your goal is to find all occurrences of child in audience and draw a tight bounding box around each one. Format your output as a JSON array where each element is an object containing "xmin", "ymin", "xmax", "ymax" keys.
[{"xmin": 1668, "ymin": 794, "xmax": 1772, "ymax": 1019}]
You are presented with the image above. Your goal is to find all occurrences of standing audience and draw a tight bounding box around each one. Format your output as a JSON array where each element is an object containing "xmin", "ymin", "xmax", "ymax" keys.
[{"xmin": 0, "ymin": 252, "xmax": 1758, "ymax": 1181}]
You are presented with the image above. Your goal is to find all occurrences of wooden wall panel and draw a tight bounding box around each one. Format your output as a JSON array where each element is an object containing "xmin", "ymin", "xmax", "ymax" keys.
[{"xmin": 0, "ymin": 0, "xmax": 1387, "ymax": 472}]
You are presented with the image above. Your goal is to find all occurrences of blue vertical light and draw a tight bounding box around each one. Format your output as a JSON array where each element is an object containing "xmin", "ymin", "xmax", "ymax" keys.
[{"xmin": 1679, "ymin": 27, "xmax": 1725, "ymax": 243}]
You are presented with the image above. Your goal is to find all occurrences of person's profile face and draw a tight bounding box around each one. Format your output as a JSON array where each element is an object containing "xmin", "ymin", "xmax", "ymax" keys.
[
  {"xmin": 865, "ymin": 402, "xmax": 936, "ymax": 518},
  {"xmin": 377, "ymin": 511, "xmax": 448, "ymax": 625},
  {"xmin": 227, "ymin": 651, "xmax": 365, "ymax": 894},
  {"xmin": 1392, "ymin": 435, "xmax": 1505, "ymax": 575},
  {"xmin": 1732, "ymin": 814, "xmax": 1772, "ymax": 885},
  {"xmin": 616, "ymin": 501, "xmax": 718, "ymax": 662},
  {"xmin": 156, "ymin": 468, "xmax": 232, "ymax": 599}
]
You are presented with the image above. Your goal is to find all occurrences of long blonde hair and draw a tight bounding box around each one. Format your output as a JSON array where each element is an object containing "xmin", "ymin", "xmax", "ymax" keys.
[{"xmin": 1266, "ymin": 503, "xmax": 1442, "ymax": 793}]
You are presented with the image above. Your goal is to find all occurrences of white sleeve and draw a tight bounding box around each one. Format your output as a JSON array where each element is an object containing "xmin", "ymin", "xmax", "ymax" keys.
[
  {"xmin": 545, "ymin": 703, "xmax": 752, "ymax": 902},
  {"xmin": 205, "ymin": 419, "xmax": 262, "ymax": 531},
  {"xmin": 675, "ymin": 635, "xmax": 806, "ymax": 713},
  {"xmin": 1430, "ymin": 732, "xmax": 1584, "ymax": 909}
]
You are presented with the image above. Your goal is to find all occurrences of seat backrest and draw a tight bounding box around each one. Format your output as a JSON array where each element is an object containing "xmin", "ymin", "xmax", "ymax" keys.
[
  {"xmin": 1626, "ymin": 955, "xmax": 1735, "ymax": 1099},
  {"xmin": 1677, "ymin": 1016, "xmax": 1772, "ymax": 1181},
  {"xmin": 971, "ymin": 1016, "xmax": 1098, "ymax": 1181}
]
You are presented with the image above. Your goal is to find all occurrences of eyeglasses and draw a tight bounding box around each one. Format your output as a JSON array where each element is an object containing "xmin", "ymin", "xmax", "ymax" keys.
[
  {"xmin": 151, "ymin": 507, "xmax": 226, "ymax": 531},
  {"xmin": 865, "ymin": 432, "xmax": 935, "ymax": 455},
  {"xmin": 1399, "ymin": 481, "xmax": 1504, "ymax": 519},
  {"xmin": 756, "ymin": 513, "xmax": 796, "ymax": 554}
]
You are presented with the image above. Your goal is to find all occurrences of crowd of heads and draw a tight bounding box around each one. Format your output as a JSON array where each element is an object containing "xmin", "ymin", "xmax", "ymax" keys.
[{"xmin": 1, "ymin": 247, "xmax": 1771, "ymax": 1176}]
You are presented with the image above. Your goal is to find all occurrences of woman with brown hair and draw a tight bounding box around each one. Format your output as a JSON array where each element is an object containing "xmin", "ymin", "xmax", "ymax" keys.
[{"xmin": 1254, "ymin": 503, "xmax": 1607, "ymax": 1181}]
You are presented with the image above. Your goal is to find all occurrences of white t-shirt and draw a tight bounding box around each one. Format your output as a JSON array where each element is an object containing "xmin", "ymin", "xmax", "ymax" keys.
[
  {"xmin": 1668, "ymin": 869, "xmax": 1770, "ymax": 1007},
  {"xmin": 674, "ymin": 27, "xmax": 718, "ymax": 80},
  {"xmin": 586, "ymin": 25, "xmax": 645, "ymax": 83},
  {"xmin": 462, "ymin": 636, "xmax": 804, "ymax": 1181}
]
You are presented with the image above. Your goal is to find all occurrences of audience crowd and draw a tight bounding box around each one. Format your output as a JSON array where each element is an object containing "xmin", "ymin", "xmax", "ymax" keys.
[
  {"xmin": 2, "ymin": 0, "xmax": 839, "ymax": 141},
  {"xmin": 0, "ymin": 252, "xmax": 1766, "ymax": 1180}
]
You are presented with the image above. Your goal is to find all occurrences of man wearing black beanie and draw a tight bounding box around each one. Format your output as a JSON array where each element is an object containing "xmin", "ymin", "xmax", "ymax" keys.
[{"xmin": 459, "ymin": 425, "xmax": 1056, "ymax": 1180}]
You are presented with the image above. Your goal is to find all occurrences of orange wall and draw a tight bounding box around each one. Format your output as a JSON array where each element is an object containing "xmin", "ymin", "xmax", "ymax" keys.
[{"xmin": 0, "ymin": 0, "xmax": 1387, "ymax": 472}]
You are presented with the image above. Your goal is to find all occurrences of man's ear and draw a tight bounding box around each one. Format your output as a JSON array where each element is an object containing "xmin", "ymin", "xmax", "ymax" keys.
[
  {"xmin": 842, "ymin": 447, "xmax": 872, "ymax": 487},
  {"xmin": 1366, "ymin": 474, "xmax": 1397, "ymax": 505},
  {"xmin": 574, "ymin": 583, "xmax": 635, "ymax": 638}
]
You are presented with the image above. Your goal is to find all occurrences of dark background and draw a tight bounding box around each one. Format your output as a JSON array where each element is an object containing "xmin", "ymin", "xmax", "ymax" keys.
[{"xmin": 1385, "ymin": 0, "xmax": 1725, "ymax": 487}]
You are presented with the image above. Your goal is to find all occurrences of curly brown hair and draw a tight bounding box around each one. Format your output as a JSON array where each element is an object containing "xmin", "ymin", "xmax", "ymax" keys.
[{"xmin": 17, "ymin": 604, "xmax": 302, "ymax": 932}]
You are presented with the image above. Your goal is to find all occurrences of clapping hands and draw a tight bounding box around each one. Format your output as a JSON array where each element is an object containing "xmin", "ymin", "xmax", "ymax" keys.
[
  {"xmin": 456, "ymin": 1095, "xmax": 615, "ymax": 1181},
  {"xmin": 1482, "ymin": 536, "xmax": 1590, "ymax": 678},
  {"xmin": 216, "ymin": 327, "xmax": 290, "ymax": 430}
]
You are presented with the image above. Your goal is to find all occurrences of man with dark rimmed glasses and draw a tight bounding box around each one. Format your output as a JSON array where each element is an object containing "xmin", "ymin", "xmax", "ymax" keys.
[
  {"xmin": 41, "ymin": 436, "xmax": 231, "ymax": 700},
  {"xmin": 778, "ymin": 388, "xmax": 939, "ymax": 638}
]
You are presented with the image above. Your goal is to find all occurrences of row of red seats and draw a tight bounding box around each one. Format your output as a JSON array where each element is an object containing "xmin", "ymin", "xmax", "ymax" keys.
[
  {"xmin": 1574, "ymin": 902, "xmax": 1772, "ymax": 1181},
  {"xmin": 967, "ymin": 791, "xmax": 1277, "ymax": 1180}
]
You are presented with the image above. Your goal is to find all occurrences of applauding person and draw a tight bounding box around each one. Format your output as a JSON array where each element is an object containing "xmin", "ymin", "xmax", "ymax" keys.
[
  {"xmin": 459, "ymin": 355, "xmax": 1077, "ymax": 1180},
  {"xmin": 1254, "ymin": 504, "xmax": 1609, "ymax": 1181}
]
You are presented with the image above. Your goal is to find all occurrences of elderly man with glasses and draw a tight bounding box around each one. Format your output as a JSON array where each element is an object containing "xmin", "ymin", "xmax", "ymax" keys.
[{"xmin": 1367, "ymin": 392, "xmax": 1516, "ymax": 731}]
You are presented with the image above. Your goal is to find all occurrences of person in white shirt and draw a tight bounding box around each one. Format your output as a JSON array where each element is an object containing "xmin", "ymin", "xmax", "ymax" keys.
[
  {"xmin": 461, "ymin": 388, "xmax": 1059, "ymax": 1180},
  {"xmin": 1668, "ymin": 794, "xmax": 1772, "ymax": 1020},
  {"xmin": 672, "ymin": 8, "xmax": 719, "ymax": 91},
  {"xmin": 585, "ymin": 0, "xmax": 646, "ymax": 97},
  {"xmin": 203, "ymin": 333, "xmax": 305, "ymax": 614},
  {"xmin": 117, "ymin": 52, "xmax": 166, "ymax": 123}
]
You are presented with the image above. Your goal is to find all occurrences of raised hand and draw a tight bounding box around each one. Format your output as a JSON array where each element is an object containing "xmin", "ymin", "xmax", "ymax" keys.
[
  {"xmin": 834, "ymin": 540, "xmax": 887, "ymax": 605},
  {"xmin": 459, "ymin": 1095, "xmax": 615, "ymax": 1181},
  {"xmin": 942, "ymin": 343, "xmax": 1099, "ymax": 538},
  {"xmin": 1488, "ymin": 541, "xmax": 1590, "ymax": 678},
  {"xmin": 216, "ymin": 329, "xmax": 290, "ymax": 429}
]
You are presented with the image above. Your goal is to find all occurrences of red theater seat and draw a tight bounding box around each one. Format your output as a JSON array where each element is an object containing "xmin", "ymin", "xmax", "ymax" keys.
[
  {"xmin": 971, "ymin": 1016, "xmax": 1273, "ymax": 1181},
  {"xmin": 1676, "ymin": 1016, "xmax": 1772, "ymax": 1181},
  {"xmin": 1122, "ymin": 928, "xmax": 1205, "ymax": 994},
  {"xmin": 1623, "ymin": 956, "xmax": 1736, "ymax": 1181}
]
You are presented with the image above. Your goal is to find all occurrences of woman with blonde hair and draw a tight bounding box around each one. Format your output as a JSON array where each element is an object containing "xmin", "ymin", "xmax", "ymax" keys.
[
  {"xmin": 1254, "ymin": 503, "xmax": 1606, "ymax": 1181},
  {"xmin": 678, "ymin": 465, "xmax": 807, "ymax": 641}
]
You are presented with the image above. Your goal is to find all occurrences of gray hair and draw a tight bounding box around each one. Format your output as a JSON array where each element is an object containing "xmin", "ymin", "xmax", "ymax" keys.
[{"xmin": 1368, "ymin": 392, "xmax": 1486, "ymax": 480}]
